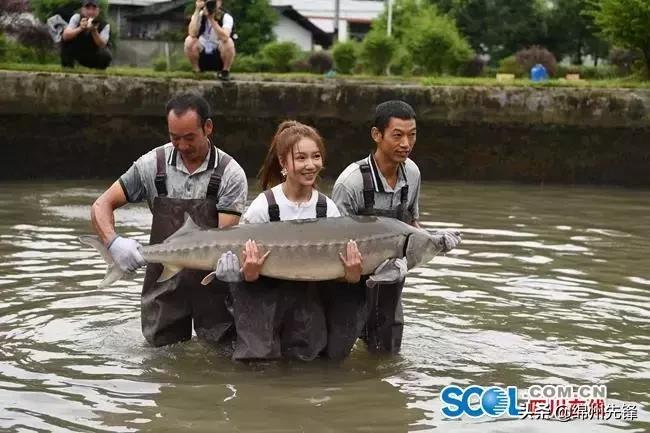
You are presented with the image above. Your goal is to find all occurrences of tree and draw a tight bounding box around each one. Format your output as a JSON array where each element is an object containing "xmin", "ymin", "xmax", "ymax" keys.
[
  {"xmin": 543, "ymin": 0, "xmax": 608, "ymax": 65},
  {"xmin": 364, "ymin": 0, "xmax": 472, "ymax": 75},
  {"xmin": 444, "ymin": 0, "xmax": 548, "ymax": 62},
  {"xmin": 590, "ymin": 0, "xmax": 650, "ymax": 77}
]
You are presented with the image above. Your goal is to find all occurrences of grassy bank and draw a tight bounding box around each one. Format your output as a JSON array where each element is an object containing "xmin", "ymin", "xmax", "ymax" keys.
[{"xmin": 1, "ymin": 62, "xmax": 649, "ymax": 89}]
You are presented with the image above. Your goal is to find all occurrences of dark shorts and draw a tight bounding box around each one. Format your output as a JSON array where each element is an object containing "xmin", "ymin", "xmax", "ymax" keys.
[{"xmin": 199, "ymin": 49, "xmax": 224, "ymax": 72}]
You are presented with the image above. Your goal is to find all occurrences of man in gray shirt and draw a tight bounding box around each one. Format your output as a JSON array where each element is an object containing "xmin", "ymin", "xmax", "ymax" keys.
[
  {"xmin": 91, "ymin": 93, "xmax": 247, "ymax": 347},
  {"xmin": 61, "ymin": 0, "xmax": 112, "ymax": 69},
  {"xmin": 333, "ymin": 100, "xmax": 461, "ymax": 354}
]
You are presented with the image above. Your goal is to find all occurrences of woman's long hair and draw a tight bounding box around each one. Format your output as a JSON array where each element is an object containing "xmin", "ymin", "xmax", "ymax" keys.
[{"xmin": 258, "ymin": 120, "xmax": 326, "ymax": 190}]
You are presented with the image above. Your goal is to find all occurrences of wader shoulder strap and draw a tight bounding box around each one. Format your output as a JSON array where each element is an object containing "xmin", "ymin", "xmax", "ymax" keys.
[
  {"xmin": 398, "ymin": 163, "xmax": 409, "ymax": 216},
  {"xmin": 316, "ymin": 193, "xmax": 327, "ymax": 218},
  {"xmin": 356, "ymin": 159, "xmax": 375, "ymax": 210},
  {"xmin": 264, "ymin": 189, "xmax": 280, "ymax": 222},
  {"xmin": 155, "ymin": 147, "xmax": 167, "ymax": 197},
  {"xmin": 206, "ymin": 152, "xmax": 232, "ymax": 200},
  {"xmin": 400, "ymin": 184, "xmax": 409, "ymax": 207}
]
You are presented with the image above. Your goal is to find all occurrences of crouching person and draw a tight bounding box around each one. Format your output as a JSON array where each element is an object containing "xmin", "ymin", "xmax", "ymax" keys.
[
  {"xmin": 61, "ymin": 0, "xmax": 112, "ymax": 69},
  {"xmin": 185, "ymin": 0, "xmax": 236, "ymax": 81},
  {"xmin": 213, "ymin": 121, "xmax": 367, "ymax": 361}
]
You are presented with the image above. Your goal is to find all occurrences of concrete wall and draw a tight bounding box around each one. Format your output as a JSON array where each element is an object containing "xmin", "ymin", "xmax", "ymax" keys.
[
  {"xmin": 1, "ymin": 70, "xmax": 649, "ymax": 186},
  {"xmin": 273, "ymin": 15, "xmax": 313, "ymax": 51}
]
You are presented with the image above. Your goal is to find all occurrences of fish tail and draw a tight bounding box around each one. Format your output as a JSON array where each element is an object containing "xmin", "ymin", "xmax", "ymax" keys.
[{"xmin": 78, "ymin": 235, "xmax": 125, "ymax": 287}]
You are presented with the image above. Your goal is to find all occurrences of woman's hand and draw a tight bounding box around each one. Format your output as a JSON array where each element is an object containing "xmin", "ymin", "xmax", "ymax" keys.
[
  {"xmin": 339, "ymin": 240, "xmax": 363, "ymax": 283},
  {"xmin": 241, "ymin": 239, "xmax": 270, "ymax": 282}
]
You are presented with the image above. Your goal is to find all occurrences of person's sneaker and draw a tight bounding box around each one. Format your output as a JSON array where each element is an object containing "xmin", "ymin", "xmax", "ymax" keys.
[{"xmin": 217, "ymin": 70, "xmax": 231, "ymax": 81}]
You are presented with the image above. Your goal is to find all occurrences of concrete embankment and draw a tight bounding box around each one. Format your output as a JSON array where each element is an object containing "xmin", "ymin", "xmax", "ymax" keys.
[{"xmin": 1, "ymin": 70, "xmax": 648, "ymax": 185}]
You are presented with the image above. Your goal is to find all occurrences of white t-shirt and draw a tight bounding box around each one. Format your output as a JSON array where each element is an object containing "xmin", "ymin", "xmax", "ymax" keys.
[
  {"xmin": 242, "ymin": 185, "xmax": 340, "ymax": 224},
  {"xmin": 198, "ymin": 12, "xmax": 233, "ymax": 54}
]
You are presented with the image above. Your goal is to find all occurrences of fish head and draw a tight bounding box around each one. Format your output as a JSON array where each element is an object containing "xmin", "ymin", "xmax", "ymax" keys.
[{"xmin": 405, "ymin": 228, "xmax": 443, "ymax": 269}]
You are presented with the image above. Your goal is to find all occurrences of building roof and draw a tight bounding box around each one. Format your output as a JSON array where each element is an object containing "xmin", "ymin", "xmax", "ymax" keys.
[
  {"xmin": 270, "ymin": 0, "xmax": 384, "ymax": 22},
  {"xmin": 274, "ymin": 5, "xmax": 332, "ymax": 47},
  {"xmin": 110, "ymin": 0, "xmax": 170, "ymax": 7},
  {"xmin": 127, "ymin": 0, "xmax": 185, "ymax": 19}
]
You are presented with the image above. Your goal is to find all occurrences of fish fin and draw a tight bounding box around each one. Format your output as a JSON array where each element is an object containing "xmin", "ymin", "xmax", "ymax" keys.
[
  {"xmin": 99, "ymin": 264, "xmax": 125, "ymax": 288},
  {"xmin": 201, "ymin": 272, "xmax": 216, "ymax": 286},
  {"xmin": 79, "ymin": 235, "xmax": 125, "ymax": 287},
  {"xmin": 162, "ymin": 214, "xmax": 202, "ymax": 244},
  {"xmin": 79, "ymin": 235, "xmax": 114, "ymax": 264},
  {"xmin": 157, "ymin": 264, "xmax": 183, "ymax": 283}
]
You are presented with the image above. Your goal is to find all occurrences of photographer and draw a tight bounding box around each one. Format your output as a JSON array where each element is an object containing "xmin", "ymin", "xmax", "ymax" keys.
[
  {"xmin": 61, "ymin": 0, "xmax": 112, "ymax": 69},
  {"xmin": 185, "ymin": 0, "xmax": 235, "ymax": 81}
]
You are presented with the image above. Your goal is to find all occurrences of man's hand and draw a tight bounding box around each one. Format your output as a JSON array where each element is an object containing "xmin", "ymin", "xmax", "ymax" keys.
[
  {"xmin": 79, "ymin": 17, "xmax": 89, "ymax": 30},
  {"xmin": 366, "ymin": 257, "xmax": 408, "ymax": 288},
  {"xmin": 195, "ymin": 0, "xmax": 205, "ymax": 12},
  {"xmin": 214, "ymin": 250, "xmax": 242, "ymax": 282},
  {"xmin": 107, "ymin": 236, "xmax": 146, "ymax": 272}
]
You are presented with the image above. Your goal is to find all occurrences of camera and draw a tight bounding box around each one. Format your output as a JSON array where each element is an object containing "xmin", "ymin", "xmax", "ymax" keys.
[{"xmin": 204, "ymin": 0, "xmax": 216, "ymax": 14}]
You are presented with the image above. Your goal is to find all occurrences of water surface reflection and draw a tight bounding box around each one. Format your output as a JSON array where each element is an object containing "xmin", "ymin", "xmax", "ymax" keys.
[{"xmin": 0, "ymin": 180, "xmax": 648, "ymax": 432}]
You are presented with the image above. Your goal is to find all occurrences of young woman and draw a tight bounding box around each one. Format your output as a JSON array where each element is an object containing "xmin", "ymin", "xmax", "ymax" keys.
[{"xmin": 220, "ymin": 120, "xmax": 365, "ymax": 361}]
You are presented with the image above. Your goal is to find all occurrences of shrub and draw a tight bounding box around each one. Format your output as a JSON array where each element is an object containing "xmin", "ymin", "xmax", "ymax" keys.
[
  {"xmin": 260, "ymin": 41, "xmax": 300, "ymax": 73},
  {"xmin": 31, "ymin": 0, "xmax": 109, "ymax": 22},
  {"xmin": 515, "ymin": 45, "xmax": 558, "ymax": 77},
  {"xmin": 608, "ymin": 47, "xmax": 641, "ymax": 76},
  {"xmin": 0, "ymin": 31, "xmax": 57, "ymax": 63},
  {"xmin": 308, "ymin": 50, "xmax": 333, "ymax": 74},
  {"xmin": 406, "ymin": 15, "xmax": 473, "ymax": 75},
  {"xmin": 231, "ymin": 54, "xmax": 273, "ymax": 73},
  {"xmin": 458, "ymin": 55, "xmax": 486, "ymax": 77},
  {"xmin": 498, "ymin": 55, "xmax": 525, "ymax": 76},
  {"xmin": 152, "ymin": 53, "xmax": 193, "ymax": 72},
  {"xmin": 555, "ymin": 64, "xmax": 619, "ymax": 79},
  {"xmin": 0, "ymin": 0, "xmax": 30, "ymax": 14},
  {"xmin": 0, "ymin": 32, "xmax": 9, "ymax": 60},
  {"xmin": 390, "ymin": 46, "xmax": 414, "ymax": 76},
  {"xmin": 152, "ymin": 55, "xmax": 167, "ymax": 71},
  {"xmin": 290, "ymin": 56, "xmax": 309, "ymax": 73},
  {"xmin": 231, "ymin": 54, "xmax": 258, "ymax": 72},
  {"xmin": 360, "ymin": 31, "xmax": 397, "ymax": 75},
  {"xmin": 332, "ymin": 41, "xmax": 357, "ymax": 74}
]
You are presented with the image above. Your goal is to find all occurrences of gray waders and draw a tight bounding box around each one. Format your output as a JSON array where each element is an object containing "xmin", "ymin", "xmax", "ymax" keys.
[
  {"xmin": 141, "ymin": 147, "xmax": 235, "ymax": 348},
  {"xmin": 356, "ymin": 157, "xmax": 414, "ymax": 354},
  {"xmin": 229, "ymin": 189, "xmax": 366, "ymax": 361}
]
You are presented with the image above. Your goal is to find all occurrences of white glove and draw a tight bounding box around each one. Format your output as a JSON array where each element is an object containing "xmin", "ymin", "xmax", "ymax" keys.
[
  {"xmin": 440, "ymin": 230, "xmax": 462, "ymax": 253},
  {"xmin": 214, "ymin": 250, "xmax": 243, "ymax": 282},
  {"xmin": 366, "ymin": 257, "xmax": 408, "ymax": 288},
  {"xmin": 107, "ymin": 236, "xmax": 146, "ymax": 272}
]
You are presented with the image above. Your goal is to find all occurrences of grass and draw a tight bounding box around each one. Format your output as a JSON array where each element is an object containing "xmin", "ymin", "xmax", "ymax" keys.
[{"xmin": 1, "ymin": 62, "xmax": 649, "ymax": 89}]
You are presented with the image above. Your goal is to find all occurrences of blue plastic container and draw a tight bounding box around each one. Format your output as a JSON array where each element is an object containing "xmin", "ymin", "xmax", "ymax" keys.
[{"xmin": 530, "ymin": 64, "xmax": 549, "ymax": 81}]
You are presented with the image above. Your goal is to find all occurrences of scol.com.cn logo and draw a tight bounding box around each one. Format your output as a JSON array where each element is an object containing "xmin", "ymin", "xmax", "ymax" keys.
[{"xmin": 440, "ymin": 384, "xmax": 639, "ymax": 421}]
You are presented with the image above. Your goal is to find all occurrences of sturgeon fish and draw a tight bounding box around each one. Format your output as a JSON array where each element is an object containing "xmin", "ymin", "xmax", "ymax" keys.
[{"xmin": 80, "ymin": 215, "xmax": 452, "ymax": 287}]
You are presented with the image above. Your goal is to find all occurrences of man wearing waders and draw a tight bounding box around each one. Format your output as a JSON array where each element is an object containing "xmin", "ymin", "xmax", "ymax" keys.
[
  {"xmin": 332, "ymin": 100, "xmax": 461, "ymax": 353},
  {"xmin": 90, "ymin": 93, "xmax": 247, "ymax": 348}
]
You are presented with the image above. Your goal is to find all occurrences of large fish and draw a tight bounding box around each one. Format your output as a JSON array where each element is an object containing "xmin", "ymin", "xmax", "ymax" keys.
[{"xmin": 80, "ymin": 215, "xmax": 453, "ymax": 287}]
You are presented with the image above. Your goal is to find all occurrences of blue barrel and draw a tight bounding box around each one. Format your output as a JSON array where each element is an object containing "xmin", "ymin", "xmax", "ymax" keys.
[{"xmin": 530, "ymin": 64, "xmax": 549, "ymax": 81}]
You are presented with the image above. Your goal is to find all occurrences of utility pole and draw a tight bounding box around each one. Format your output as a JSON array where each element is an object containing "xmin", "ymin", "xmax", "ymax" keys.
[
  {"xmin": 334, "ymin": 0, "xmax": 340, "ymax": 42},
  {"xmin": 387, "ymin": 0, "xmax": 393, "ymax": 36}
]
